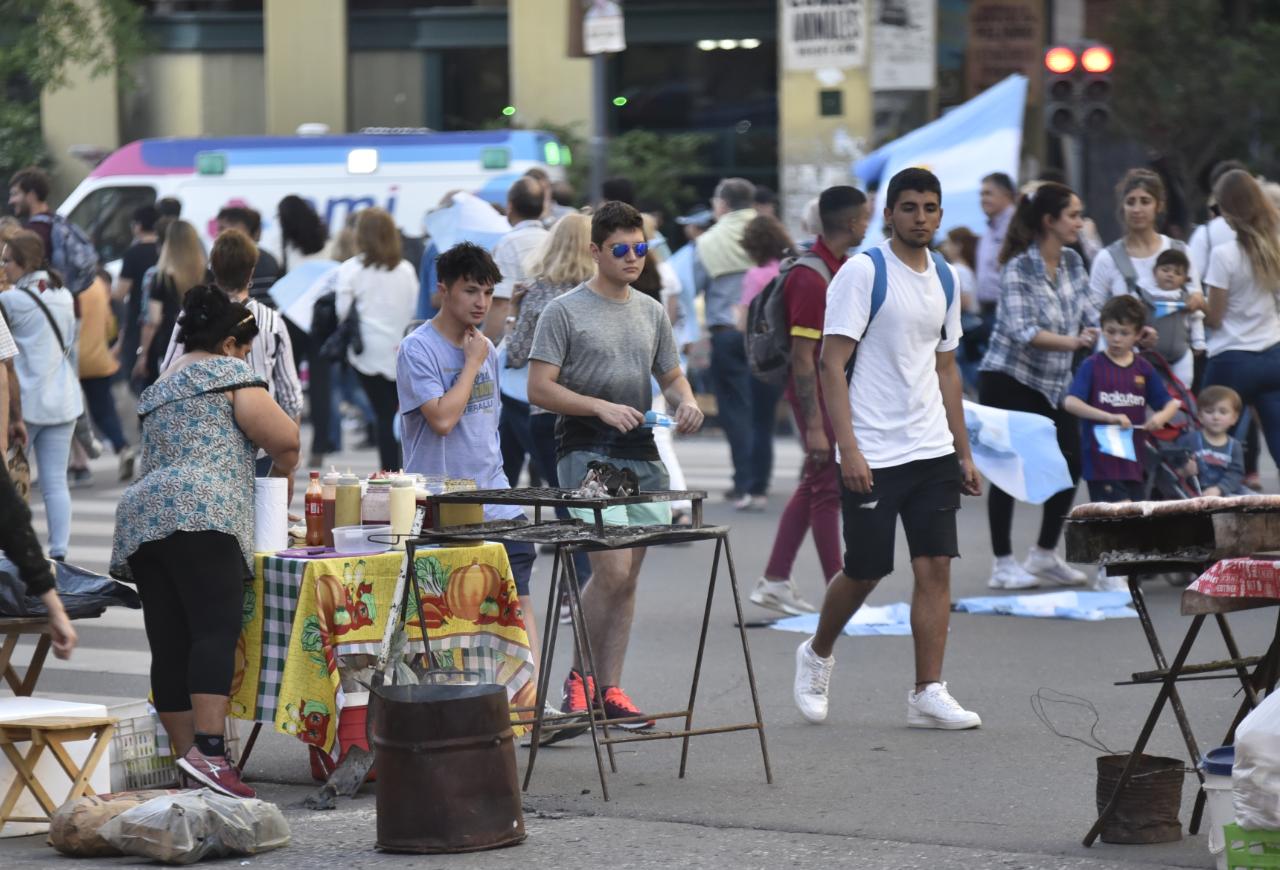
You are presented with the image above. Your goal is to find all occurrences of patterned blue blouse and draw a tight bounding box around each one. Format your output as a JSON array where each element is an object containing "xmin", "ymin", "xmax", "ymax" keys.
[{"xmin": 110, "ymin": 357, "xmax": 267, "ymax": 581}]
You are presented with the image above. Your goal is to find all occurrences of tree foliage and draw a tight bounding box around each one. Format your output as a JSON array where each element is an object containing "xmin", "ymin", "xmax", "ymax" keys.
[
  {"xmin": 1105, "ymin": 0, "xmax": 1280, "ymax": 214},
  {"xmin": 0, "ymin": 0, "xmax": 147, "ymax": 179}
]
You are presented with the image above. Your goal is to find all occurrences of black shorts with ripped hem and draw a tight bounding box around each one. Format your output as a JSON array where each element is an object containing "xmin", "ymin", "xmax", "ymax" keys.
[{"xmin": 839, "ymin": 453, "xmax": 961, "ymax": 581}]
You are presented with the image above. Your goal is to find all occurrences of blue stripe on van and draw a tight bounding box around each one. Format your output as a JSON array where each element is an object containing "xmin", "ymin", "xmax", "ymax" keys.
[{"xmin": 137, "ymin": 131, "xmax": 548, "ymax": 169}]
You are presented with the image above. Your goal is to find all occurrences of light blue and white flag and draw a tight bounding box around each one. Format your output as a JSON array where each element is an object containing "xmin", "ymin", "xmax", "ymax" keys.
[
  {"xmin": 1094, "ymin": 425, "xmax": 1137, "ymax": 461},
  {"xmin": 1151, "ymin": 299, "xmax": 1187, "ymax": 318},
  {"xmin": 769, "ymin": 604, "xmax": 913, "ymax": 637},
  {"xmin": 964, "ymin": 400, "xmax": 1072, "ymax": 504},
  {"xmin": 854, "ymin": 74, "xmax": 1028, "ymax": 248},
  {"xmin": 953, "ymin": 590, "xmax": 1135, "ymax": 622},
  {"xmin": 422, "ymin": 191, "xmax": 512, "ymax": 252}
]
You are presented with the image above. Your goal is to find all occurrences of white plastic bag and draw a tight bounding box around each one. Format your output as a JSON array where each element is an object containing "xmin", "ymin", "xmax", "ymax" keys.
[
  {"xmin": 98, "ymin": 789, "xmax": 290, "ymax": 864},
  {"xmin": 1233, "ymin": 690, "xmax": 1280, "ymax": 830}
]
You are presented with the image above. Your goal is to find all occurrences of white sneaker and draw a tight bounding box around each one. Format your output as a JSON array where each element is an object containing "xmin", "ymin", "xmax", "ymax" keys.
[
  {"xmin": 750, "ymin": 577, "xmax": 817, "ymax": 615},
  {"xmin": 1023, "ymin": 546, "xmax": 1088, "ymax": 586},
  {"xmin": 907, "ymin": 682, "xmax": 982, "ymax": 730},
  {"xmin": 988, "ymin": 555, "xmax": 1040, "ymax": 590},
  {"xmin": 1092, "ymin": 567, "xmax": 1129, "ymax": 592},
  {"xmin": 793, "ymin": 638, "xmax": 834, "ymax": 724}
]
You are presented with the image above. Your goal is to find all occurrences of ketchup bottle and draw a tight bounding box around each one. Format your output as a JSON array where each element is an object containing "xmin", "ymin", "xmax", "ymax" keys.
[{"xmin": 305, "ymin": 471, "xmax": 325, "ymax": 547}]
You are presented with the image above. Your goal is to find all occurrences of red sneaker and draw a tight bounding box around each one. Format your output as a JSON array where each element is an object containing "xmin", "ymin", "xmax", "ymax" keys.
[
  {"xmin": 600, "ymin": 686, "xmax": 655, "ymax": 730},
  {"xmin": 539, "ymin": 669, "xmax": 595, "ymax": 746},
  {"xmin": 176, "ymin": 747, "xmax": 256, "ymax": 799}
]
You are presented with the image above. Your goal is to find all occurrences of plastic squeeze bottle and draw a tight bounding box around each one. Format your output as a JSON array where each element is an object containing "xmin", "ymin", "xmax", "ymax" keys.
[
  {"xmin": 335, "ymin": 470, "xmax": 362, "ymax": 528},
  {"xmin": 389, "ymin": 475, "xmax": 417, "ymax": 550},
  {"xmin": 304, "ymin": 471, "xmax": 324, "ymax": 547},
  {"xmin": 321, "ymin": 468, "xmax": 340, "ymax": 548}
]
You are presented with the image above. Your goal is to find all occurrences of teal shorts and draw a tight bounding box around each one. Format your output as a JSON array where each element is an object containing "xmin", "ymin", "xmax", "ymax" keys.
[{"xmin": 557, "ymin": 451, "xmax": 673, "ymax": 526}]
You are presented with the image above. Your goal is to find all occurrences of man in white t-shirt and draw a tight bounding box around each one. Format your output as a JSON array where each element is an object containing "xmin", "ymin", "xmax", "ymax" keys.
[
  {"xmin": 793, "ymin": 167, "xmax": 984, "ymax": 731},
  {"xmin": 483, "ymin": 177, "xmax": 549, "ymax": 341}
]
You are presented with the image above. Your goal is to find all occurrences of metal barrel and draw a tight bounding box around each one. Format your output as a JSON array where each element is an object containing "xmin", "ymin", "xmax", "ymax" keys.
[{"xmin": 372, "ymin": 681, "xmax": 526, "ymax": 853}]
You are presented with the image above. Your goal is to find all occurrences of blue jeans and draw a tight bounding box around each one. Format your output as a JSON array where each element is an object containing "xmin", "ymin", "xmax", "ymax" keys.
[
  {"xmin": 27, "ymin": 420, "xmax": 75, "ymax": 558},
  {"xmin": 1203, "ymin": 343, "xmax": 1280, "ymax": 467},
  {"xmin": 81, "ymin": 376, "xmax": 128, "ymax": 453},
  {"xmin": 709, "ymin": 328, "xmax": 754, "ymax": 495}
]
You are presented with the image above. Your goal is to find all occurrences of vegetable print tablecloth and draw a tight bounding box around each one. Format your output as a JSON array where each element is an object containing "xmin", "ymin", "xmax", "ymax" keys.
[{"xmin": 229, "ymin": 543, "xmax": 534, "ymax": 753}]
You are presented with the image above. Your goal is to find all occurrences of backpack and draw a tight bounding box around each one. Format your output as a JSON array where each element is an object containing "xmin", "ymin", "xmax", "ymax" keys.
[
  {"xmin": 28, "ymin": 214, "xmax": 98, "ymax": 295},
  {"xmin": 1107, "ymin": 238, "xmax": 1190, "ymax": 364},
  {"xmin": 745, "ymin": 254, "xmax": 832, "ymax": 384},
  {"xmin": 846, "ymin": 247, "xmax": 956, "ymax": 383}
]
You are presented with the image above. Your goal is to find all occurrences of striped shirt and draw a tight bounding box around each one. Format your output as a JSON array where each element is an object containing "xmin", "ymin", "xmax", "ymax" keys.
[
  {"xmin": 0, "ymin": 313, "xmax": 18, "ymax": 362},
  {"xmin": 160, "ymin": 297, "xmax": 303, "ymax": 419}
]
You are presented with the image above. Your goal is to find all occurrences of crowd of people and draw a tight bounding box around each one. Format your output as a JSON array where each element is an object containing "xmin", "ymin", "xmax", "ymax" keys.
[{"xmin": 3, "ymin": 150, "xmax": 1280, "ymax": 795}]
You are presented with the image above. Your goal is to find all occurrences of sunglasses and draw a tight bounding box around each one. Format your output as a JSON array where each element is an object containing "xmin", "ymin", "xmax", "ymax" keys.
[{"xmin": 608, "ymin": 242, "xmax": 648, "ymax": 259}]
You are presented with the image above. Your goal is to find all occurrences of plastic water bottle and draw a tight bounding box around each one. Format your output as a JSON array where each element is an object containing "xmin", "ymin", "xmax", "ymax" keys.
[{"xmin": 644, "ymin": 410, "xmax": 674, "ymax": 428}]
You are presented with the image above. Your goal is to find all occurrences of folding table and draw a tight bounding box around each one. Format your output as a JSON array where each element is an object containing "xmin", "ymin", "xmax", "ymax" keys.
[
  {"xmin": 0, "ymin": 716, "xmax": 116, "ymax": 832},
  {"xmin": 0, "ymin": 618, "xmax": 53, "ymax": 697}
]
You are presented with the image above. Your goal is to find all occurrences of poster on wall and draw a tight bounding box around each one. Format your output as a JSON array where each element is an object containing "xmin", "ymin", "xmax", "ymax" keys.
[
  {"xmin": 871, "ymin": 0, "xmax": 936, "ymax": 91},
  {"xmin": 781, "ymin": 0, "xmax": 868, "ymax": 71},
  {"xmin": 966, "ymin": 0, "xmax": 1043, "ymax": 100}
]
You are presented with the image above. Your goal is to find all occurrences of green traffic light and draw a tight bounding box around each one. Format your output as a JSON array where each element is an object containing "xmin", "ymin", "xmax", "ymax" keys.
[
  {"xmin": 612, "ymin": 96, "xmax": 628, "ymax": 107},
  {"xmin": 502, "ymin": 106, "xmax": 516, "ymax": 117}
]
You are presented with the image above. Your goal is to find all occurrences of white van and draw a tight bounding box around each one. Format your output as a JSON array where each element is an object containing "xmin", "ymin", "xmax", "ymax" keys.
[{"xmin": 57, "ymin": 129, "xmax": 568, "ymax": 264}]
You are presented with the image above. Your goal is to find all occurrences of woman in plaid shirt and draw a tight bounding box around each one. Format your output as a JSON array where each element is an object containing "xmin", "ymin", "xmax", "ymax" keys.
[{"xmin": 978, "ymin": 183, "xmax": 1100, "ymax": 590}]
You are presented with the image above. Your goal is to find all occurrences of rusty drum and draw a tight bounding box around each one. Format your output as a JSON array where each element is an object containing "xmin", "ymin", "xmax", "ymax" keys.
[{"xmin": 371, "ymin": 681, "xmax": 526, "ymax": 853}]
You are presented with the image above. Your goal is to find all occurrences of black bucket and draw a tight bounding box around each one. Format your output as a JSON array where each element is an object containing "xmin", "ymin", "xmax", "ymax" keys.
[{"xmin": 1095, "ymin": 753, "xmax": 1185, "ymax": 844}]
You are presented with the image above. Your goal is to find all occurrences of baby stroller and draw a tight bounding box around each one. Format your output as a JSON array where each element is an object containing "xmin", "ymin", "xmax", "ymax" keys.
[{"xmin": 1141, "ymin": 351, "xmax": 1201, "ymax": 500}]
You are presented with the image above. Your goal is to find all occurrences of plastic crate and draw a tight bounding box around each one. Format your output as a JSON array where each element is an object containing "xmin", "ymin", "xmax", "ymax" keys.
[
  {"xmin": 1226, "ymin": 824, "xmax": 1280, "ymax": 869},
  {"xmin": 109, "ymin": 703, "xmax": 179, "ymax": 792},
  {"xmin": 108, "ymin": 702, "xmax": 246, "ymax": 792}
]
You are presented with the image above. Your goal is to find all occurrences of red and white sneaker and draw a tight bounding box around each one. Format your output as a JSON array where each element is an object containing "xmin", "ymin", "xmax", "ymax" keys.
[
  {"xmin": 600, "ymin": 686, "xmax": 655, "ymax": 730},
  {"xmin": 176, "ymin": 747, "xmax": 256, "ymax": 799}
]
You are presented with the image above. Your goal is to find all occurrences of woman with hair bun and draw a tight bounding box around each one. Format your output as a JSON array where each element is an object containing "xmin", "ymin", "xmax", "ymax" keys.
[
  {"xmin": 979, "ymin": 182, "xmax": 1098, "ymax": 590},
  {"xmin": 111, "ymin": 285, "xmax": 299, "ymax": 800}
]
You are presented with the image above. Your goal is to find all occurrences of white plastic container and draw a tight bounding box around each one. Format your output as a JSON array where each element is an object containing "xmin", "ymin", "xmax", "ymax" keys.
[
  {"xmin": 332, "ymin": 524, "xmax": 394, "ymax": 554},
  {"xmin": 1202, "ymin": 746, "xmax": 1235, "ymax": 869}
]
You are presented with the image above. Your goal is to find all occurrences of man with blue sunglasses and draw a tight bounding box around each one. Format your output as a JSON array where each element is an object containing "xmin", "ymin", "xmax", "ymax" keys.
[{"xmin": 529, "ymin": 200, "xmax": 703, "ymax": 733}]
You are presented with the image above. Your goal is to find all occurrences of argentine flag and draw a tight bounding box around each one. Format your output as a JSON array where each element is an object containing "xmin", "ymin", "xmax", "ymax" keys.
[
  {"xmin": 854, "ymin": 75, "xmax": 1028, "ymax": 247},
  {"xmin": 1151, "ymin": 299, "xmax": 1187, "ymax": 318},
  {"xmin": 964, "ymin": 401, "xmax": 1072, "ymax": 504},
  {"xmin": 1094, "ymin": 425, "xmax": 1137, "ymax": 461}
]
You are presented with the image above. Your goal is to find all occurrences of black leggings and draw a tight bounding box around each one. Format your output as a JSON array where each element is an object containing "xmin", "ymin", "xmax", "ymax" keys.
[
  {"xmin": 129, "ymin": 530, "xmax": 246, "ymax": 713},
  {"xmin": 358, "ymin": 372, "xmax": 401, "ymax": 473},
  {"xmin": 978, "ymin": 371, "xmax": 1082, "ymax": 558}
]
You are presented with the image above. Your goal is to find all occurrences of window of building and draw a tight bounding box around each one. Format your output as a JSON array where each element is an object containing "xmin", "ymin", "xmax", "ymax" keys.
[{"xmin": 438, "ymin": 48, "xmax": 510, "ymax": 130}]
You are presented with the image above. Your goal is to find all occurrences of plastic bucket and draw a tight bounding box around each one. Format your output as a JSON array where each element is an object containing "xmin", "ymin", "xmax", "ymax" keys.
[
  {"xmin": 1201, "ymin": 746, "xmax": 1235, "ymax": 869},
  {"xmin": 1095, "ymin": 753, "xmax": 1185, "ymax": 844}
]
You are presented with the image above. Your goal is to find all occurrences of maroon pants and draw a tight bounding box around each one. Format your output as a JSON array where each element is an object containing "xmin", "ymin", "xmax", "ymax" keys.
[{"xmin": 763, "ymin": 386, "xmax": 842, "ymax": 582}]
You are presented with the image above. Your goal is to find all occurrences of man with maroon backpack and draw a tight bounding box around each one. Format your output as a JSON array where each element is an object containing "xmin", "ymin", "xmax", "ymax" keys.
[{"xmin": 750, "ymin": 186, "xmax": 870, "ymax": 615}]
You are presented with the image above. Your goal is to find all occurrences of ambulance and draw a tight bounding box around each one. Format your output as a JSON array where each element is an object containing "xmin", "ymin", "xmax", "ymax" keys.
[{"xmin": 56, "ymin": 128, "xmax": 568, "ymax": 264}]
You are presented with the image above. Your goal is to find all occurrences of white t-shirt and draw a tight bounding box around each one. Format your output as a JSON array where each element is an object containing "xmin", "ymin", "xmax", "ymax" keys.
[
  {"xmin": 1189, "ymin": 215, "xmax": 1236, "ymax": 279},
  {"xmin": 492, "ymin": 220, "xmax": 549, "ymax": 300},
  {"xmin": 335, "ymin": 255, "xmax": 420, "ymax": 380},
  {"xmin": 824, "ymin": 241, "xmax": 962, "ymax": 469},
  {"xmin": 1203, "ymin": 240, "xmax": 1280, "ymax": 356}
]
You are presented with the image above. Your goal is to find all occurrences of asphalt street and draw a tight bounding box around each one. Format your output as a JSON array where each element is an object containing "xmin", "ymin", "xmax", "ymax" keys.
[{"xmin": 4, "ymin": 424, "xmax": 1275, "ymax": 869}]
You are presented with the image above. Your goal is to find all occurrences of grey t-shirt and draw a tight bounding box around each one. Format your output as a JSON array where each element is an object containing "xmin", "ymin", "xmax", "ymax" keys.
[{"xmin": 529, "ymin": 283, "xmax": 680, "ymax": 460}]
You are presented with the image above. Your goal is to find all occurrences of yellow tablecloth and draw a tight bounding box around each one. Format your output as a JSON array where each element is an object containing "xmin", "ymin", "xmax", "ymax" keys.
[{"xmin": 231, "ymin": 543, "xmax": 533, "ymax": 753}]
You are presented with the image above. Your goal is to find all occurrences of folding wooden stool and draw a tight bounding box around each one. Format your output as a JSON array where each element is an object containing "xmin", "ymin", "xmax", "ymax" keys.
[{"xmin": 0, "ymin": 716, "xmax": 116, "ymax": 831}]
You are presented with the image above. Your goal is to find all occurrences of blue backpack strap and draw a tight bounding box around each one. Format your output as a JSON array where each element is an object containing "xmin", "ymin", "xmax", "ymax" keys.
[
  {"xmin": 930, "ymin": 250, "xmax": 955, "ymax": 311},
  {"xmin": 863, "ymin": 247, "xmax": 888, "ymax": 330}
]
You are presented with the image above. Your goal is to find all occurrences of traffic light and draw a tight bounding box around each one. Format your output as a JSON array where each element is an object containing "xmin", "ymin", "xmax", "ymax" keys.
[{"xmin": 1043, "ymin": 42, "xmax": 1114, "ymax": 136}]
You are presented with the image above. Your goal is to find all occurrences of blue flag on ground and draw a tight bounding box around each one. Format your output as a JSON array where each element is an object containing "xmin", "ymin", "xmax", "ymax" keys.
[
  {"xmin": 854, "ymin": 74, "xmax": 1028, "ymax": 247},
  {"xmin": 964, "ymin": 401, "xmax": 1073, "ymax": 504}
]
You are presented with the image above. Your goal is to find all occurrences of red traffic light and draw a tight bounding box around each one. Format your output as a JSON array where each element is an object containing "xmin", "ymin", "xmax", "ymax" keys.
[
  {"xmin": 1081, "ymin": 45, "xmax": 1113, "ymax": 73},
  {"xmin": 1045, "ymin": 46, "xmax": 1077, "ymax": 74}
]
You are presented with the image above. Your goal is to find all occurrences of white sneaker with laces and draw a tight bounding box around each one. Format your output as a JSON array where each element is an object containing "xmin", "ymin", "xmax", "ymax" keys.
[
  {"xmin": 907, "ymin": 682, "xmax": 981, "ymax": 730},
  {"xmin": 1023, "ymin": 546, "xmax": 1088, "ymax": 586},
  {"xmin": 988, "ymin": 555, "xmax": 1040, "ymax": 590},
  {"xmin": 750, "ymin": 577, "xmax": 817, "ymax": 615},
  {"xmin": 1092, "ymin": 567, "xmax": 1129, "ymax": 592},
  {"xmin": 793, "ymin": 638, "xmax": 834, "ymax": 723}
]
